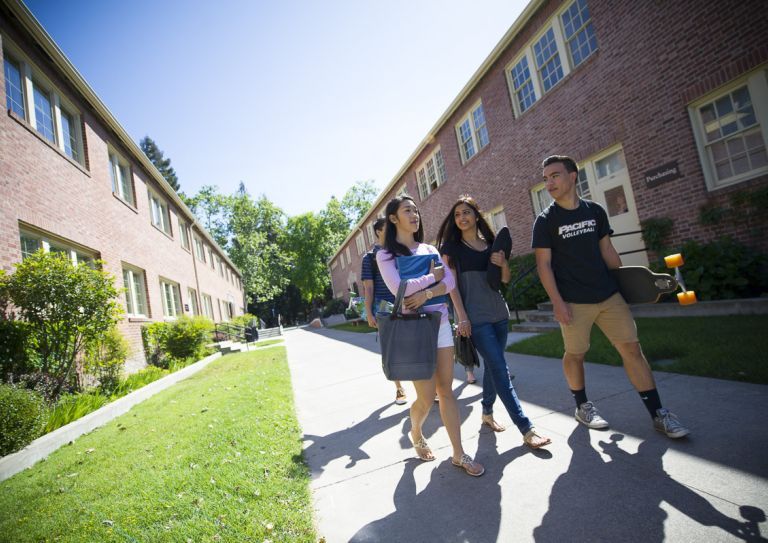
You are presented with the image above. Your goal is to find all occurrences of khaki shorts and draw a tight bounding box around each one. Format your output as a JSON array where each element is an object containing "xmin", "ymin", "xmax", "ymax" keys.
[{"xmin": 559, "ymin": 292, "xmax": 638, "ymax": 355}]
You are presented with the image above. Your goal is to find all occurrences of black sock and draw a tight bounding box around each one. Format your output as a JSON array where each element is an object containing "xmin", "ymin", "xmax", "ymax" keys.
[
  {"xmin": 639, "ymin": 389, "xmax": 662, "ymax": 418},
  {"xmin": 571, "ymin": 388, "xmax": 588, "ymax": 407}
]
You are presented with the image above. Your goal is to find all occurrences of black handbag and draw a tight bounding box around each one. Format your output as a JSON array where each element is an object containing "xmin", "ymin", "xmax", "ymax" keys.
[
  {"xmin": 453, "ymin": 334, "xmax": 480, "ymax": 368},
  {"xmin": 376, "ymin": 281, "xmax": 441, "ymax": 381}
]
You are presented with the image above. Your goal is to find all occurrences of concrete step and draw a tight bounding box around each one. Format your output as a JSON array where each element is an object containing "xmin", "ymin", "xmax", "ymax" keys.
[
  {"xmin": 537, "ymin": 302, "xmax": 553, "ymax": 311},
  {"xmin": 527, "ymin": 311, "xmax": 556, "ymax": 323},
  {"xmin": 510, "ymin": 321, "xmax": 560, "ymax": 333}
]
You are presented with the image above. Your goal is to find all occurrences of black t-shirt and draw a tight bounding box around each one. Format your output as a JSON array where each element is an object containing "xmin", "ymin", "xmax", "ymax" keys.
[{"xmin": 531, "ymin": 199, "xmax": 618, "ymax": 303}]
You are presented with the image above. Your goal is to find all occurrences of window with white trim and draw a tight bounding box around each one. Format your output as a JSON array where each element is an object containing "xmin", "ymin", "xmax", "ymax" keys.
[
  {"xmin": 187, "ymin": 287, "xmax": 200, "ymax": 316},
  {"xmin": 217, "ymin": 256, "xmax": 224, "ymax": 277},
  {"xmin": 19, "ymin": 228, "xmax": 96, "ymax": 266},
  {"xmin": 3, "ymin": 44, "xmax": 85, "ymax": 164},
  {"xmin": 110, "ymin": 150, "xmax": 135, "ymax": 206},
  {"xmin": 366, "ymin": 222, "xmax": 376, "ymax": 246},
  {"xmin": 506, "ymin": 0, "xmax": 597, "ymax": 117},
  {"xmin": 194, "ymin": 236, "xmax": 206, "ymax": 262},
  {"xmin": 201, "ymin": 293, "xmax": 214, "ymax": 320},
  {"xmin": 416, "ymin": 148, "xmax": 447, "ymax": 200},
  {"xmin": 331, "ymin": 261, "xmax": 339, "ymax": 270},
  {"xmin": 148, "ymin": 190, "xmax": 171, "ymax": 234},
  {"xmin": 531, "ymin": 184, "xmax": 554, "ymax": 216},
  {"xmin": 456, "ymin": 101, "xmax": 489, "ymax": 163},
  {"xmin": 484, "ymin": 207, "xmax": 508, "ymax": 233},
  {"xmin": 345, "ymin": 247, "xmax": 352, "ymax": 266},
  {"xmin": 531, "ymin": 161, "xmax": 593, "ymax": 215},
  {"xmin": 209, "ymin": 247, "xmax": 216, "ymax": 269},
  {"xmin": 160, "ymin": 279, "xmax": 182, "ymax": 318},
  {"xmin": 178, "ymin": 219, "xmax": 191, "ymax": 250},
  {"xmin": 396, "ymin": 184, "xmax": 409, "ymax": 197},
  {"xmin": 122, "ymin": 265, "xmax": 148, "ymax": 317},
  {"xmin": 689, "ymin": 70, "xmax": 768, "ymax": 190},
  {"xmin": 355, "ymin": 233, "xmax": 366, "ymax": 255}
]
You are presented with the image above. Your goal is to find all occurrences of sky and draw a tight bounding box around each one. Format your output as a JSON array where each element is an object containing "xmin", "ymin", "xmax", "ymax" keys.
[{"xmin": 24, "ymin": 0, "xmax": 529, "ymax": 217}]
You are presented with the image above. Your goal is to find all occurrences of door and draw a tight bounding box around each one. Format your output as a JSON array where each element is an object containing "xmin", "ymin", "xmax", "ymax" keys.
[{"xmin": 583, "ymin": 148, "xmax": 648, "ymax": 266}]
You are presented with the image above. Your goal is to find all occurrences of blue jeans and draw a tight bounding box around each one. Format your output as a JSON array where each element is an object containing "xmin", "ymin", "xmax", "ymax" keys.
[{"xmin": 472, "ymin": 319, "xmax": 533, "ymax": 435}]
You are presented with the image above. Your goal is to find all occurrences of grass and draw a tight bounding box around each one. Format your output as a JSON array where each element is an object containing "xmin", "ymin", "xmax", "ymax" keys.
[
  {"xmin": 507, "ymin": 316, "xmax": 768, "ymax": 384},
  {"xmin": 0, "ymin": 348, "xmax": 316, "ymax": 543},
  {"xmin": 253, "ymin": 338, "xmax": 284, "ymax": 347},
  {"xmin": 329, "ymin": 321, "xmax": 376, "ymax": 333}
]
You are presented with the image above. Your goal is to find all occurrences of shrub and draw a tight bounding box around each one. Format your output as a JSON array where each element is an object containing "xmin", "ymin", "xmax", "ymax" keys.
[
  {"xmin": 141, "ymin": 321, "xmax": 170, "ymax": 368},
  {"xmin": 322, "ymin": 298, "xmax": 347, "ymax": 318},
  {"xmin": 640, "ymin": 217, "xmax": 675, "ymax": 253},
  {"xmin": 4, "ymin": 251, "xmax": 122, "ymax": 397},
  {"xmin": 0, "ymin": 320, "xmax": 37, "ymax": 381},
  {"xmin": 505, "ymin": 253, "xmax": 548, "ymax": 311},
  {"xmin": 0, "ymin": 383, "xmax": 48, "ymax": 456},
  {"xmin": 44, "ymin": 392, "xmax": 109, "ymax": 434},
  {"xmin": 84, "ymin": 327, "xmax": 129, "ymax": 396},
  {"xmin": 113, "ymin": 366, "xmax": 168, "ymax": 397},
  {"xmin": 345, "ymin": 307, "xmax": 360, "ymax": 320},
  {"xmin": 163, "ymin": 316, "xmax": 214, "ymax": 361},
  {"xmin": 230, "ymin": 313, "xmax": 257, "ymax": 328}
]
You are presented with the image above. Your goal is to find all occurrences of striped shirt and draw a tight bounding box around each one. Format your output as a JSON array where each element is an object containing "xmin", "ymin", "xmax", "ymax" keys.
[{"xmin": 361, "ymin": 245, "xmax": 394, "ymax": 305}]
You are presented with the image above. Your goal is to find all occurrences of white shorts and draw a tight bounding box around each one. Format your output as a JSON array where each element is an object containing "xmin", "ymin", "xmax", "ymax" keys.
[{"xmin": 437, "ymin": 320, "xmax": 454, "ymax": 349}]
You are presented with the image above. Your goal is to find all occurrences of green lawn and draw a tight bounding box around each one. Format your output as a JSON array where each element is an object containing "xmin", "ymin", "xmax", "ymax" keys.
[
  {"xmin": 507, "ymin": 316, "xmax": 768, "ymax": 384},
  {"xmin": 329, "ymin": 321, "xmax": 376, "ymax": 333},
  {"xmin": 253, "ymin": 338, "xmax": 285, "ymax": 347},
  {"xmin": 0, "ymin": 348, "xmax": 316, "ymax": 543}
]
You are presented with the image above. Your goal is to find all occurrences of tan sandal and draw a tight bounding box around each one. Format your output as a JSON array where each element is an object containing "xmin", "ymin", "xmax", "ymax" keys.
[
  {"xmin": 523, "ymin": 428, "xmax": 552, "ymax": 449},
  {"xmin": 411, "ymin": 434, "xmax": 435, "ymax": 462},
  {"xmin": 451, "ymin": 453, "xmax": 485, "ymax": 477},
  {"xmin": 482, "ymin": 414, "xmax": 506, "ymax": 432}
]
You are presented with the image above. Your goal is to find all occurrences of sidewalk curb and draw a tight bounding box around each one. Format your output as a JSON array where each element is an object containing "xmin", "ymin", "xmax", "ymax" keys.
[{"xmin": 0, "ymin": 351, "xmax": 222, "ymax": 483}]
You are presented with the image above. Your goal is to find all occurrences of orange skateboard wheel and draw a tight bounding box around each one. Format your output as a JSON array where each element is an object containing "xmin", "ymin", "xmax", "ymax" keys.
[
  {"xmin": 665, "ymin": 253, "xmax": 684, "ymax": 268},
  {"xmin": 677, "ymin": 291, "xmax": 697, "ymax": 305}
]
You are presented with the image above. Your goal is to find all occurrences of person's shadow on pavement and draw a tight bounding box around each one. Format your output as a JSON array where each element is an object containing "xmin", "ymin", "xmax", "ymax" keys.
[{"xmin": 534, "ymin": 426, "xmax": 767, "ymax": 542}]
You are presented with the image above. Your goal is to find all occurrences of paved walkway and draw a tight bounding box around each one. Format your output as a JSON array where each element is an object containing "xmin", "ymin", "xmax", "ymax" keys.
[{"xmin": 285, "ymin": 326, "xmax": 768, "ymax": 543}]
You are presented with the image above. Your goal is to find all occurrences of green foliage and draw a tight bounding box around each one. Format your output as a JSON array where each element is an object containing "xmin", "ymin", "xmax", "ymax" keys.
[
  {"xmin": 141, "ymin": 321, "xmax": 170, "ymax": 368},
  {"xmin": 0, "ymin": 320, "xmax": 37, "ymax": 381},
  {"xmin": 5, "ymin": 251, "xmax": 122, "ymax": 397},
  {"xmin": 142, "ymin": 317, "xmax": 213, "ymax": 369},
  {"xmin": 640, "ymin": 216, "xmax": 674, "ymax": 253},
  {"xmin": 340, "ymin": 179, "xmax": 378, "ymax": 226},
  {"xmin": 139, "ymin": 136, "xmax": 180, "ymax": 192},
  {"xmin": 44, "ymin": 392, "xmax": 109, "ymax": 434},
  {"xmin": 112, "ymin": 366, "xmax": 168, "ymax": 397},
  {"xmin": 230, "ymin": 313, "xmax": 257, "ymax": 328},
  {"xmin": 345, "ymin": 307, "xmax": 360, "ymax": 319},
  {"xmin": 0, "ymin": 383, "xmax": 48, "ymax": 456},
  {"xmin": 84, "ymin": 328, "xmax": 129, "ymax": 396},
  {"xmin": 505, "ymin": 253, "xmax": 548, "ymax": 310},
  {"xmin": 322, "ymin": 297, "xmax": 347, "ymax": 317},
  {"xmin": 671, "ymin": 237, "xmax": 768, "ymax": 300},
  {"xmin": 698, "ymin": 204, "xmax": 728, "ymax": 226},
  {"xmin": 185, "ymin": 185, "xmax": 233, "ymax": 249}
]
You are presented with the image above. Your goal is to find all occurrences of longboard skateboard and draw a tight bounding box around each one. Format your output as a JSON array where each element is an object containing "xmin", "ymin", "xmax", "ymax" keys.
[
  {"xmin": 487, "ymin": 226, "xmax": 512, "ymax": 291},
  {"xmin": 611, "ymin": 253, "xmax": 697, "ymax": 305}
]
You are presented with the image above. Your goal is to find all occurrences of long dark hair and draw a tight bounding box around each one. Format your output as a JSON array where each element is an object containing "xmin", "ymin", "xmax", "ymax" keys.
[
  {"xmin": 435, "ymin": 195, "xmax": 496, "ymax": 267},
  {"xmin": 382, "ymin": 195, "xmax": 424, "ymax": 258}
]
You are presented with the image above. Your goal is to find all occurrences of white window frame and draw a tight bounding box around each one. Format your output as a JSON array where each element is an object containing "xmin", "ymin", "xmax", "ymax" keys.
[
  {"xmin": 484, "ymin": 207, "xmax": 508, "ymax": 233},
  {"xmin": 355, "ymin": 233, "xmax": 366, "ymax": 255},
  {"xmin": 194, "ymin": 236, "xmax": 206, "ymax": 262},
  {"xmin": 201, "ymin": 293, "xmax": 214, "ymax": 319},
  {"xmin": 122, "ymin": 265, "xmax": 148, "ymax": 318},
  {"xmin": 531, "ymin": 183, "xmax": 554, "ymax": 216},
  {"xmin": 109, "ymin": 149, "xmax": 135, "ymax": 206},
  {"xmin": 179, "ymin": 219, "xmax": 191, "ymax": 250},
  {"xmin": 455, "ymin": 101, "xmax": 490, "ymax": 164},
  {"xmin": 340, "ymin": 255, "xmax": 346, "ymax": 270},
  {"xmin": 689, "ymin": 68, "xmax": 768, "ymax": 191},
  {"xmin": 187, "ymin": 287, "xmax": 200, "ymax": 316},
  {"xmin": 416, "ymin": 147, "xmax": 447, "ymax": 200},
  {"xmin": 160, "ymin": 278, "xmax": 182, "ymax": 319},
  {"xmin": 366, "ymin": 222, "xmax": 376, "ymax": 246},
  {"xmin": 3, "ymin": 41, "xmax": 85, "ymax": 164},
  {"xmin": 19, "ymin": 228, "xmax": 96, "ymax": 266},
  {"xmin": 345, "ymin": 247, "xmax": 352, "ymax": 266},
  {"xmin": 396, "ymin": 184, "xmax": 409, "ymax": 197},
  {"xmin": 148, "ymin": 190, "xmax": 171, "ymax": 234},
  {"xmin": 505, "ymin": 0, "xmax": 597, "ymax": 118},
  {"xmin": 331, "ymin": 261, "xmax": 339, "ymax": 270}
]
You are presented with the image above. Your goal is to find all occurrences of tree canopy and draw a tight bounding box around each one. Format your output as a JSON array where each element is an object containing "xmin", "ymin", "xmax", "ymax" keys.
[{"xmin": 140, "ymin": 136, "xmax": 180, "ymax": 192}]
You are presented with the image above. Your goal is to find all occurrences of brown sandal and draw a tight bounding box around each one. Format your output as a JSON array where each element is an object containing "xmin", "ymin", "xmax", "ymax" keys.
[
  {"xmin": 411, "ymin": 434, "xmax": 436, "ymax": 462},
  {"xmin": 523, "ymin": 428, "xmax": 552, "ymax": 449},
  {"xmin": 482, "ymin": 414, "xmax": 506, "ymax": 432},
  {"xmin": 451, "ymin": 453, "xmax": 485, "ymax": 477}
]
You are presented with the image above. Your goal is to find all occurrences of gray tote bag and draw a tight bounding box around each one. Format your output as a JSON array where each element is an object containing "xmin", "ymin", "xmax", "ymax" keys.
[{"xmin": 377, "ymin": 282, "xmax": 441, "ymax": 381}]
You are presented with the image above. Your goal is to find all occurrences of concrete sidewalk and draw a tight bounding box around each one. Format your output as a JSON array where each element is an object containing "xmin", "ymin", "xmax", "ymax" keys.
[{"xmin": 285, "ymin": 327, "xmax": 768, "ymax": 543}]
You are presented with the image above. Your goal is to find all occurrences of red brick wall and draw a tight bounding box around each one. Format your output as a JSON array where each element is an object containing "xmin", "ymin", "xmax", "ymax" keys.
[
  {"xmin": 331, "ymin": 0, "xmax": 768, "ymax": 297},
  {"xmin": 1, "ymin": 22, "xmax": 244, "ymax": 370}
]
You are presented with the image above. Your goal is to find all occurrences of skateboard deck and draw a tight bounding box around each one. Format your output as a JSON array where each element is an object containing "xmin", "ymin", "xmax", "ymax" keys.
[
  {"xmin": 487, "ymin": 226, "xmax": 512, "ymax": 291},
  {"xmin": 611, "ymin": 266, "xmax": 677, "ymax": 304}
]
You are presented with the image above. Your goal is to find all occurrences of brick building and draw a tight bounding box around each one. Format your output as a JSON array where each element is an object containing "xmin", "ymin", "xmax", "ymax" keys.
[
  {"xmin": 330, "ymin": 0, "xmax": 768, "ymax": 300},
  {"xmin": 1, "ymin": 0, "xmax": 245, "ymax": 370}
]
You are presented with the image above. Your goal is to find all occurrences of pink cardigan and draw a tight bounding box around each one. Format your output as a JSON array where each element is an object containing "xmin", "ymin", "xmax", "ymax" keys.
[{"xmin": 375, "ymin": 243, "xmax": 455, "ymax": 323}]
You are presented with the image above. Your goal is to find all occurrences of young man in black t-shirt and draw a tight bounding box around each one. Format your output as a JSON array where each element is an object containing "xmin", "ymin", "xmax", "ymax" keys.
[{"xmin": 531, "ymin": 155, "xmax": 689, "ymax": 438}]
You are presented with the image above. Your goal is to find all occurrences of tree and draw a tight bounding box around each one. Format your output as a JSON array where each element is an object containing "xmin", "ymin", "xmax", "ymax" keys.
[
  {"xmin": 185, "ymin": 185, "xmax": 233, "ymax": 249},
  {"xmin": 340, "ymin": 179, "xmax": 378, "ymax": 227},
  {"xmin": 140, "ymin": 136, "xmax": 180, "ymax": 192},
  {"xmin": 284, "ymin": 212, "xmax": 333, "ymax": 304}
]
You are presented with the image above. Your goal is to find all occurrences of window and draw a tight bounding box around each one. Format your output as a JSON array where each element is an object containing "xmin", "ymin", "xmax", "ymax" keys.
[
  {"xmin": 160, "ymin": 279, "xmax": 182, "ymax": 318},
  {"xmin": 187, "ymin": 287, "xmax": 200, "ymax": 316},
  {"xmin": 194, "ymin": 236, "xmax": 206, "ymax": 262},
  {"xmin": 576, "ymin": 169, "xmax": 591, "ymax": 198},
  {"xmin": 416, "ymin": 148, "xmax": 447, "ymax": 200},
  {"xmin": 396, "ymin": 184, "xmax": 409, "ymax": 197},
  {"xmin": 122, "ymin": 266, "xmax": 148, "ymax": 317},
  {"xmin": 201, "ymin": 293, "xmax": 214, "ymax": 320},
  {"xmin": 561, "ymin": 0, "xmax": 598, "ymax": 68},
  {"xmin": 485, "ymin": 207, "xmax": 508, "ymax": 233},
  {"xmin": 179, "ymin": 219, "xmax": 191, "ymax": 250},
  {"xmin": 32, "ymin": 82, "xmax": 55, "ymax": 143},
  {"xmin": 209, "ymin": 247, "xmax": 216, "ymax": 269},
  {"xmin": 19, "ymin": 229, "xmax": 95, "ymax": 266},
  {"xmin": 505, "ymin": 0, "xmax": 597, "ymax": 117},
  {"xmin": 456, "ymin": 102, "xmax": 489, "ymax": 163},
  {"xmin": 59, "ymin": 108, "xmax": 79, "ymax": 162},
  {"xmin": 690, "ymin": 70, "xmax": 768, "ymax": 190},
  {"xmin": 4, "ymin": 56, "xmax": 25, "ymax": 118},
  {"xmin": 366, "ymin": 222, "xmax": 376, "ymax": 246},
  {"xmin": 345, "ymin": 247, "xmax": 351, "ymax": 266},
  {"xmin": 594, "ymin": 150, "xmax": 626, "ymax": 181},
  {"xmin": 110, "ymin": 151, "xmax": 135, "ymax": 205},
  {"xmin": 217, "ymin": 256, "xmax": 224, "ymax": 277},
  {"xmin": 355, "ymin": 233, "xmax": 366, "ymax": 255},
  {"xmin": 149, "ymin": 190, "xmax": 171, "ymax": 234},
  {"xmin": 331, "ymin": 261, "xmax": 339, "ymax": 270}
]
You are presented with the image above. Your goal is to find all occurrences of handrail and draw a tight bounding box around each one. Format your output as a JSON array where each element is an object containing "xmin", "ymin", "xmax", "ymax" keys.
[{"xmin": 212, "ymin": 322, "xmax": 253, "ymax": 348}]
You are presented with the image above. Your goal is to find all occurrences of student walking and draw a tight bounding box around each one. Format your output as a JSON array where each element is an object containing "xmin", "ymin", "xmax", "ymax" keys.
[
  {"xmin": 532, "ymin": 155, "xmax": 689, "ymax": 438},
  {"xmin": 377, "ymin": 195, "xmax": 484, "ymax": 476},
  {"xmin": 362, "ymin": 218, "xmax": 407, "ymax": 405},
  {"xmin": 437, "ymin": 195, "xmax": 551, "ymax": 449}
]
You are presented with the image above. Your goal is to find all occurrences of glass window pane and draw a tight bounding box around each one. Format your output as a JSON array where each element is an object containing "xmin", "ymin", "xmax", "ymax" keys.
[
  {"xmin": 60, "ymin": 110, "xmax": 78, "ymax": 161},
  {"xmin": 732, "ymin": 154, "xmax": 750, "ymax": 175},
  {"xmin": 4, "ymin": 58, "xmax": 25, "ymax": 118},
  {"xmin": 714, "ymin": 95, "xmax": 733, "ymax": 117},
  {"xmin": 732, "ymin": 87, "xmax": 750, "ymax": 109},
  {"xmin": 749, "ymin": 148, "xmax": 768, "ymax": 169},
  {"xmin": 33, "ymin": 84, "xmax": 55, "ymax": 143},
  {"xmin": 715, "ymin": 161, "xmax": 732, "ymax": 180},
  {"xmin": 710, "ymin": 141, "xmax": 728, "ymax": 162},
  {"xmin": 727, "ymin": 137, "xmax": 745, "ymax": 155}
]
